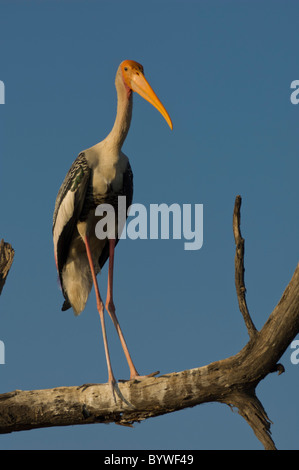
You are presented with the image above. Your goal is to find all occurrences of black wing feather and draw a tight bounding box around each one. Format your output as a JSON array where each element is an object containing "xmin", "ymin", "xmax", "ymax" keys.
[
  {"xmin": 53, "ymin": 154, "xmax": 133, "ymax": 311},
  {"xmin": 53, "ymin": 152, "xmax": 91, "ymax": 286}
]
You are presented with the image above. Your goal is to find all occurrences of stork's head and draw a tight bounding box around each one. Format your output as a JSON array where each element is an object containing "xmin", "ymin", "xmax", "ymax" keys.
[{"xmin": 119, "ymin": 59, "xmax": 173, "ymax": 130}]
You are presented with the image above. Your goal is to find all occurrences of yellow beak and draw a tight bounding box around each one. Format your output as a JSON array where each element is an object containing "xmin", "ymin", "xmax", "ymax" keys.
[{"xmin": 130, "ymin": 72, "xmax": 173, "ymax": 130}]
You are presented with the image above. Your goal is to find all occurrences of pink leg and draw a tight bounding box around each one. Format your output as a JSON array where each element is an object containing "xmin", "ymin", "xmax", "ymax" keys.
[
  {"xmin": 105, "ymin": 238, "xmax": 140, "ymax": 379},
  {"xmin": 84, "ymin": 235, "xmax": 117, "ymax": 391}
]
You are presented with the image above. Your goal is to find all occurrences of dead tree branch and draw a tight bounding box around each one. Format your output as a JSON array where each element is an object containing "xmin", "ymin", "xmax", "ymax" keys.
[
  {"xmin": 233, "ymin": 196, "xmax": 257, "ymax": 339},
  {"xmin": 0, "ymin": 198, "xmax": 298, "ymax": 449},
  {"xmin": 0, "ymin": 239, "xmax": 14, "ymax": 296}
]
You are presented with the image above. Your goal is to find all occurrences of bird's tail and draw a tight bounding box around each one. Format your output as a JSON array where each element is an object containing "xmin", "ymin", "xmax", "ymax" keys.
[
  {"xmin": 61, "ymin": 253, "xmax": 93, "ymax": 316},
  {"xmin": 62, "ymin": 299, "xmax": 71, "ymax": 311}
]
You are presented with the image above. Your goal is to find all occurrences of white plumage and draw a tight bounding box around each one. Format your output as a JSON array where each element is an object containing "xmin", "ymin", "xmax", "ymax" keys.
[{"xmin": 53, "ymin": 60, "xmax": 172, "ymax": 395}]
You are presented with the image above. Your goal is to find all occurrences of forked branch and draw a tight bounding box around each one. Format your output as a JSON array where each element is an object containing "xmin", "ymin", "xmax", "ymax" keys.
[{"xmin": 0, "ymin": 199, "xmax": 298, "ymax": 450}]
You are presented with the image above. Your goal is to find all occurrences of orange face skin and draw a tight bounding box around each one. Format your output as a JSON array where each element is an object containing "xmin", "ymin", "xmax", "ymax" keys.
[
  {"xmin": 121, "ymin": 60, "xmax": 144, "ymax": 81},
  {"xmin": 120, "ymin": 60, "xmax": 144, "ymax": 97},
  {"xmin": 119, "ymin": 60, "xmax": 173, "ymax": 130}
]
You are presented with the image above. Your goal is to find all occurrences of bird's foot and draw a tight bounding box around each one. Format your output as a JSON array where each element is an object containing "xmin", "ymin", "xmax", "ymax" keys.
[
  {"xmin": 109, "ymin": 375, "xmax": 135, "ymax": 408},
  {"xmin": 77, "ymin": 380, "xmax": 134, "ymax": 408},
  {"xmin": 119, "ymin": 370, "xmax": 160, "ymax": 383},
  {"xmin": 77, "ymin": 383, "xmax": 98, "ymax": 392}
]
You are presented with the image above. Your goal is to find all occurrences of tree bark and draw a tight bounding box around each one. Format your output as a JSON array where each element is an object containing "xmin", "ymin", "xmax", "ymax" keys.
[
  {"xmin": 0, "ymin": 239, "xmax": 14, "ymax": 296},
  {"xmin": 0, "ymin": 198, "xmax": 298, "ymax": 450}
]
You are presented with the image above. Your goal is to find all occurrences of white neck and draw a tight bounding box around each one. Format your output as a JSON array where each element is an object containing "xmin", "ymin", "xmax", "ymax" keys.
[{"xmin": 104, "ymin": 73, "xmax": 133, "ymax": 151}]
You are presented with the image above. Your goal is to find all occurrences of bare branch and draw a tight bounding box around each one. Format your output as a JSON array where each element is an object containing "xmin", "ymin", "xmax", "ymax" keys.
[
  {"xmin": 0, "ymin": 201, "xmax": 298, "ymax": 449},
  {"xmin": 0, "ymin": 239, "xmax": 14, "ymax": 296},
  {"xmin": 233, "ymin": 196, "xmax": 257, "ymax": 339},
  {"xmin": 224, "ymin": 391, "xmax": 276, "ymax": 450},
  {"xmin": 0, "ymin": 261, "xmax": 298, "ymax": 447}
]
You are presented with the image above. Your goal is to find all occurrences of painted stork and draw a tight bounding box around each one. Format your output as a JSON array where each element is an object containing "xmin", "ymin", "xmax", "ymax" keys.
[{"xmin": 53, "ymin": 60, "xmax": 172, "ymax": 397}]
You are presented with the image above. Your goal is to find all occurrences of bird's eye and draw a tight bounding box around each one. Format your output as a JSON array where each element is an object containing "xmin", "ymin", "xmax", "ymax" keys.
[{"xmin": 124, "ymin": 67, "xmax": 128, "ymax": 71}]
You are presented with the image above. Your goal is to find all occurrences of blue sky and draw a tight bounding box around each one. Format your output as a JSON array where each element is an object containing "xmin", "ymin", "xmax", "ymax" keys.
[{"xmin": 0, "ymin": 0, "xmax": 298, "ymax": 450}]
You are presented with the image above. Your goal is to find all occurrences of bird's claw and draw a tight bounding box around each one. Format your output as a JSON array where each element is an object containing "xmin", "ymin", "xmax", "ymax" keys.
[
  {"xmin": 77, "ymin": 383, "xmax": 98, "ymax": 392},
  {"xmin": 109, "ymin": 377, "xmax": 135, "ymax": 408},
  {"xmin": 119, "ymin": 370, "xmax": 160, "ymax": 383}
]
